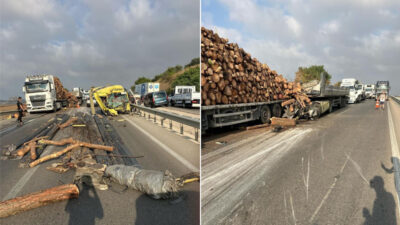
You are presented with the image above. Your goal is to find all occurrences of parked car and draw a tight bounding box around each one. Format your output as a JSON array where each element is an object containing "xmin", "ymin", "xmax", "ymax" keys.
[{"xmin": 143, "ymin": 91, "xmax": 168, "ymax": 108}]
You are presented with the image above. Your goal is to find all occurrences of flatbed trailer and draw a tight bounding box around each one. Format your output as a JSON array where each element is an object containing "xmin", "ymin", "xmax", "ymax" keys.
[
  {"xmin": 303, "ymin": 73, "xmax": 349, "ymax": 118},
  {"xmin": 202, "ymin": 100, "xmax": 285, "ymax": 131}
]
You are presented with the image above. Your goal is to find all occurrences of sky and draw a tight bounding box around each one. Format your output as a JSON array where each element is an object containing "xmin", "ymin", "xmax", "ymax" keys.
[
  {"xmin": 0, "ymin": 0, "xmax": 200, "ymax": 99},
  {"xmin": 202, "ymin": 0, "xmax": 400, "ymax": 95}
]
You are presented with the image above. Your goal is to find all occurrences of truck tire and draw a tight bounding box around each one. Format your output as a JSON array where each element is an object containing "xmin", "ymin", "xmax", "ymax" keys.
[
  {"xmin": 260, "ymin": 105, "xmax": 272, "ymax": 124},
  {"xmin": 272, "ymin": 104, "xmax": 282, "ymax": 118}
]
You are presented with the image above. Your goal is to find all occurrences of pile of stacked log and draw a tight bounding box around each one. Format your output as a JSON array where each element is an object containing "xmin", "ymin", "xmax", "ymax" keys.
[
  {"xmin": 54, "ymin": 77, "xmax": 78, "ymax": 107},
  {"xmin": 201, "ymin": 27, "xmax": 310, "ymax": 109}
]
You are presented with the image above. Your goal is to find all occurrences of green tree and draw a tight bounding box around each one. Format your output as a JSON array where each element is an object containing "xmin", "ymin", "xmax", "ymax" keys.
[
  {"xmin": 333, "ymin": 81, "xmax": 342, "ymax": 87},
  {"xmin": 295, "ymin": 65, "xmax": 332, "ymax": 84},
  {"xmin": 185, "ymin": 58, "xmax": 200, "ymax": 68},
  {"xmin": 168, "ymin": 66, "xmax": 200, "ymax": 94},
  {"xmin": 134, "ymin": 76, "xmax": 152, "ymax": 85}
]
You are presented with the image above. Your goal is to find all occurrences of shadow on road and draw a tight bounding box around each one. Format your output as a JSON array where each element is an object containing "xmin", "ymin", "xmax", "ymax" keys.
[
  {"xmin": 362, "ymin": 176, "xmax": 397, "ymax": 225},
  {"xmin": 135, "ymin": 190, "xmax": 199, "ymax": 225},
  {"xmin": 65, "ymin": 179, "xmax": 104, "ymax": 225}
]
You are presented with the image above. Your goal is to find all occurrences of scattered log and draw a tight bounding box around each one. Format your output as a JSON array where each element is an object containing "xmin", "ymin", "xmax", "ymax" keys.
[
  {"xmin": 246, "ymin": 123, "xmax": 270, "ymax": 130},
  {"xmin": 282, "ymin": 99, "xmax": 296, "ymax": 107},
  {"xmin": 29, "ymin": 143, "xmax": 80, "ymax": 167},
  {"xmin": 29, "ymin": 140, "xmax": 114, "ymax": 167},
  {"xmin": 0, "ymin": 184, "xmax": 79, "ymax": 218},
  {"xmin": 16, "ymin": 145, "xmax": 31, "ymax": 157},
  {"xmin": 58, "ymin": 117, "xmax": 78, "ymax": 129},
  {"xmin": 29, "ymin": 142, "xmax": 37, "ymax": 160},
  {"xmin": 270, "ymin": 117, "xmax": 296, "ymax": 127}
]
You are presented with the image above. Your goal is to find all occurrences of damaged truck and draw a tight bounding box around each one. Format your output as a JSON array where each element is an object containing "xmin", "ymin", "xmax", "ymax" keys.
[{"xmin": 92, "ymin": 85, "xmax": 131, "ymax": 116}]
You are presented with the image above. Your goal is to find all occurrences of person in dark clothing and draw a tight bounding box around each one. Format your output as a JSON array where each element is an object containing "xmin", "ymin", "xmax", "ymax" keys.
[{"xmin": 16, "ymin": 97, "xmax": 25, "ymax": 126}]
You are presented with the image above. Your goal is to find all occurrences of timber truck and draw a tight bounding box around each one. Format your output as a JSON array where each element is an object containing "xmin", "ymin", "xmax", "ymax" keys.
[
  {"xmin": 202, "ymin": 73, "xmax": 349, "ymax": 132},
  {"xmin": 22, "ymin": 74, "xmax": 66, "ymax": 113},
  {"xmin": 375, "ymin": 81, "xmax": 390, "ymax": 100},
  {"xmin": 302, "ymin": 73, "xmax": 349, "ymax": 119},
  {"xmin": 92, "ymin": 85, "xmax": 130, "ymax": 116}
]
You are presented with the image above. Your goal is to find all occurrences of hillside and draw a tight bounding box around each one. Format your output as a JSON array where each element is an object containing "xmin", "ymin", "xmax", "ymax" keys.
[{"xmin": 157, "ymin": 64, "xmax": 199, "ymax": 93}]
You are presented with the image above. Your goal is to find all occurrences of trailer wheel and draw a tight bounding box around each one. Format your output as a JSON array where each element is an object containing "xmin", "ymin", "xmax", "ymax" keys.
[
  {"xmin": 260, "ymin": 105, "xmax": 272, "ymax": 124},
  {"xmin": 272, "ymin": 104, "xmax": 282, "ymax": 118}
]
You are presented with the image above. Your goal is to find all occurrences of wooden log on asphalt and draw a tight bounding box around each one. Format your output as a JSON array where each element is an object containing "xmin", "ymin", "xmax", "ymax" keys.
[
  {"xmin": 58, "ymin": 117, "xmax": 78, "ymax": 129},
  {"xmin": 246, "ymin": 123, "xmax": 270, "ymax": 130},
  {"xmin": 282, "ymin": 99, "xmax": 296, "ymax": 107},
  {"xmin": 29, "ymin": 142, "xmax": 37, "ymax": 160},
  {"xmin": 39, "ymin": 137, "xmax": 75, "ymax": 146},
  {"xmin": 29, "ymin": 141, "xmax": 114, "ymax": 167},
  {"xmin": 0, "ymin": 184, "xmax": 79, "ymax": 218},
  {"xmin": 16, "ymin": 145, "xmax": 31, "ymax": 157},
  {"xmin": 29, "ymin": 143, "xmax": 80, "ymax": 167},
  {"xmin": 270, "ymin": 117, "xmax": 296, "ymax": 127}
]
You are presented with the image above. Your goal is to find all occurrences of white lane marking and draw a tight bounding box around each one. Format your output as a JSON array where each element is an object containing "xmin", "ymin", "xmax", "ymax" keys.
[
  {"xmin": 387, "ymin": 103, "xmax": 400, "ymax": 215},
  {"xmin": 122, "ymin": 115, "xmax": 199, "ymax": 172},
  {"xmin": 2, "ymin": 145, "xmax": 52, "ymax": 201},
  {"xmin": 309, "ymin": 153, "xmax": 350, "ymax": 223}
]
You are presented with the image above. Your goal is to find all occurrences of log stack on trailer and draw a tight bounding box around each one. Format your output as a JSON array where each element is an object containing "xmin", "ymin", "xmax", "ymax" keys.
[
  {"xmin": 201, "ymin": 27, "xmax": 308, "ymax": 107},
  {"xmin": 201, "ymin": 27, "xmax": 311, "ymax": 131}
]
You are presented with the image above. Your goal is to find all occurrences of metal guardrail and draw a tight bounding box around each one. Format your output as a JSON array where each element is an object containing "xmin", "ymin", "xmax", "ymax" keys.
[
  {"xmin": 390, "ymin": 96, "xmax": 400, "ymax": 105},
  {"xmin": 131, "ymin": 104, "xmax": 200, "ymax": 141}
]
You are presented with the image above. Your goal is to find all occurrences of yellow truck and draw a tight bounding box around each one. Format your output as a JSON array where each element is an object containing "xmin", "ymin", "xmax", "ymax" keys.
[{"xmin": 92, "ymin": 85, "xmax": 130, "ymax": 116}]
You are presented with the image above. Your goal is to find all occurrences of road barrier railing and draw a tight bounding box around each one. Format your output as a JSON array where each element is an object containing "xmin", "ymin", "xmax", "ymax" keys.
[
  {"xmin": 131, "ymin": 104, "xmax": 200, "ymax": 141},
  {"xmin": 390, "ymin": 96, "xmax": 400, "ymax": 105}
]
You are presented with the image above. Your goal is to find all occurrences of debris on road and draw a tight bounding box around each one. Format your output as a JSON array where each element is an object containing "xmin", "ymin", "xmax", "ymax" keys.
[
  {"xmin": 58, "ymin": 117, "xmax": 78, "ymax": 129},
  {"xmin": 246, "ymin": 123, "xmax": 270, "ymax": 130},
  {"xmin": 105, "ymin": 165, "xmax": 179, "ymax": 199},
  {"xmin": 0, "ymin": 184, "xmax": 79, "ymax": 218},
  {"xmin": 270, "ymin": 117, "xmax": 297, "ymax": 127},
  {"xmin": 30, "ymin": 138, "xmax": 114, "ymax": 167}
]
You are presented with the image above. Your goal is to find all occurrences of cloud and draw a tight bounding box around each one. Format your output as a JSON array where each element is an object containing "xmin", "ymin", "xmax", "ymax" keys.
[
  {"xmin": 202, "ymin": 0, "xmax": 400, "ymax": 94},
  {"xmin": 0, "ymin": 0, "xmax": 200, "ymax": 98}
]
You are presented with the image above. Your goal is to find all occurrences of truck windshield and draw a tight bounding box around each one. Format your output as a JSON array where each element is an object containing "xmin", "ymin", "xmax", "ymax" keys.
[
  {"xmin": 107, "ymin": 93, "xmax": 128, "ymax": 108},
  {"xmin": 25, "ymin": 82, "xmax": 49, "ymax": 93},
  {"xmin": 366, "ymin": 88, "xmax": 373, "ymax": 91}
]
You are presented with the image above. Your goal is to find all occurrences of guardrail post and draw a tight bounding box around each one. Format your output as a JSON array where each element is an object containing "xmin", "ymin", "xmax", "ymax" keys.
[
  {"xmin": 161, "ymin": 118, "xmax": 164, "ymax": 127},
  {"xmin": 148, "ymin": 113, "xmax": 150, "ymax": 120},
  {"xmin": 169, "ymin": 120, "xmax": 172, "ymax": 130},
  {"xmin": 195, "ymin": 128, "xmax": 199, "ymax": 141},
  {"xmin": 180, "ymin": 123, "xmax": 184, "ymax": 135},
  {"xmin": 154, "ymin": 113, "xmax": 156, "ymax": 123}
]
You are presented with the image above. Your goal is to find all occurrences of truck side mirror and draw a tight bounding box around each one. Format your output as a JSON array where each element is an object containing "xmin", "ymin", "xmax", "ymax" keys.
[
  {"xmin": 22, "ymin": 87, "xmax": 26, "ymax": 92},
  {"xmin": 50, "ymin": 83, "xmax": 54, "ymax": 90}
]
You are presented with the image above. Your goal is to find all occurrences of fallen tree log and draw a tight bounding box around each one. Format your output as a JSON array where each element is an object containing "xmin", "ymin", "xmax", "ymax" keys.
[
  {"xmin": 16, "ymin": 145, "xmax": 31, "ymax": 157},
  {"xmin": 29, "ymin": 140, "xmax": 114, "ymax": 167},
  {"xmin": 29, "ymin": 142, "xmax": 37, "ymax": 160},
  {"xmin": 58, "ymin": 117, "xmax": 78, "ymax": 129},
  {"xmin": 0, "ymin": 184, "xmax": 79, "ymax": 218},
  {"xmin": 270, "ymin": 117, "xmax": 296, "ymax": 127},
  {"xmin": 29, "ymin": 143, "xmax": 80, "ymax": 167}
]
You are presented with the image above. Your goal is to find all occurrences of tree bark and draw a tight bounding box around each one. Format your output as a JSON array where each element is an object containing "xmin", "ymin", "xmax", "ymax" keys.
[{"xmin": 0, "ymin": 184, "xmax": 79, "ymax": 218}]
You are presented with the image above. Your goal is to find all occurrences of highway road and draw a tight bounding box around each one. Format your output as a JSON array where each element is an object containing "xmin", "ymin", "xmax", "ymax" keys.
[
  {"xmin": 201, "ymin": 99, "xmax": 400, "ymax": 225},
  {"xmin": 0, "ymin": 108, "xmax": 199, "ymax": 225}
]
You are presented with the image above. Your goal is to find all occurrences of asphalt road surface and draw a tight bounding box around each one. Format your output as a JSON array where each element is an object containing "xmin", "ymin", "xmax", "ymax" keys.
[
  {"xmin": 0, "ymin": 109, "xmax": 199, "ymax": 225},
  {"xmin": 202, "ymin": 99, "xmax": 400, "ymax": 225}
]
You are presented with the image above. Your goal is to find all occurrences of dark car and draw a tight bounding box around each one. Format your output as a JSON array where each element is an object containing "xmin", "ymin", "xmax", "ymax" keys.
[{"xmin": 143, "ymin": 91, "xmax": 168, "ymax": 108}]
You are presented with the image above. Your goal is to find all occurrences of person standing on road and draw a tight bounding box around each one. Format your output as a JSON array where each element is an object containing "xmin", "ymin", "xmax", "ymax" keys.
[
  {"xmin": 379, "ymin": 93, "xmax": 386, "ymax": 110},
  {"xmin": 16, "ymin": 97, "xmax": 25, "ymax": 126}
]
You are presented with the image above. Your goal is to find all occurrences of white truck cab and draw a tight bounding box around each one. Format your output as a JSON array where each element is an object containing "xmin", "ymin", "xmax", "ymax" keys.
[
  {"xmin": 170, "ymin": 86, "xmax": 200, "ymax": 108},
  {"xmin": 22, "ymin": 74, "xmax": 62, "ymax": 112},
  {"xmin": 340, "ymin": 78, "xmax": 363, "ymax": 104}
]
